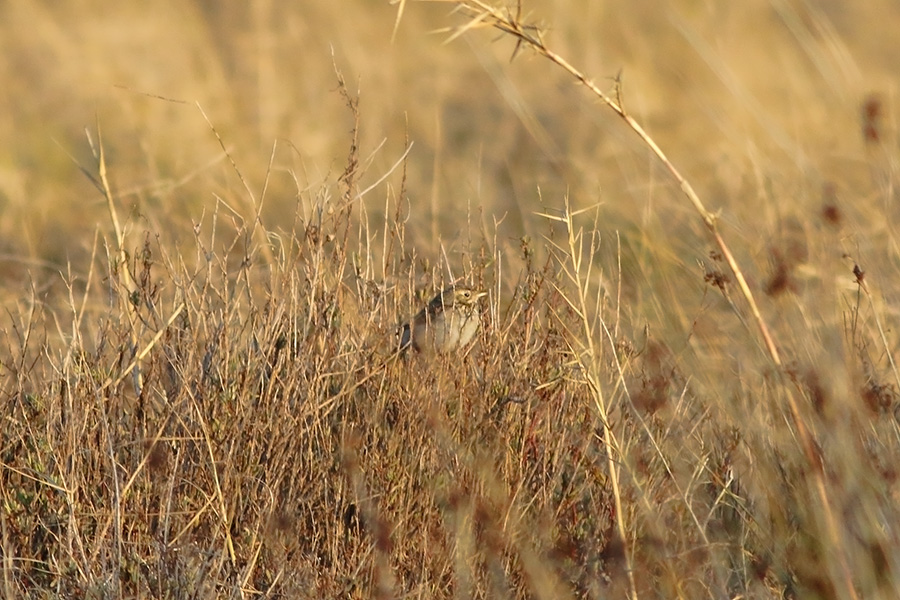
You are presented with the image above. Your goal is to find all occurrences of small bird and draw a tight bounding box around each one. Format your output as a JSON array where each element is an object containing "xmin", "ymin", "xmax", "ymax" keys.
[{"xmin": 399, "ymin": 286, "xmax": 487, "ymax": 355}]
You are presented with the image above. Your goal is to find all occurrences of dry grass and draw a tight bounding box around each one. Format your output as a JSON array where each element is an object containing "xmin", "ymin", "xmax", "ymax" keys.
[{"xmin": 3, "ymin": 0, "xmax": 900, "ymax": 598}]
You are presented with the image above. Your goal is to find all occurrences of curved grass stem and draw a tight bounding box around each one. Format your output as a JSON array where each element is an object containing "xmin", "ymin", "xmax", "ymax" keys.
[{"xmin": 427, "ymin": 2, "xmax": 861, "ymax": 598}]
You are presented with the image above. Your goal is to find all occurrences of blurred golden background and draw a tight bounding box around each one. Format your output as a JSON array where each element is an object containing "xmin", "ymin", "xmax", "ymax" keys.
[{"xmin": 3, "ymin": 0, "xmax": 897, "ymax": 273}]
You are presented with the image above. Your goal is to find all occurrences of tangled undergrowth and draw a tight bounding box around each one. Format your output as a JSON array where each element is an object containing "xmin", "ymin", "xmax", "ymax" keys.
[{"xmin": 3, "ymin": 2, "xmax": 900, "ymax": 599}]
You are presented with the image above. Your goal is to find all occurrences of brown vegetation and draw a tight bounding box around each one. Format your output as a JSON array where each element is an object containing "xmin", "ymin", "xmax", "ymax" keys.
[{"xmin": 2, "ymin": 1, "xmax": 900, "ymax": 598}]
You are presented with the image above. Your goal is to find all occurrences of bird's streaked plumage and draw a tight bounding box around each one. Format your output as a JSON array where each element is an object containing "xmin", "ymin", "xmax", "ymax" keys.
[{"xmin": 399, "ymin": 286, "xmax": 486, "ymax": 354}]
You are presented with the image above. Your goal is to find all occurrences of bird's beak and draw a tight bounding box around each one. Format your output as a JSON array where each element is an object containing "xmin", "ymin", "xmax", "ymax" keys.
[{"xmin": 475, "ymin": 291, "xmax": 488, "ymax": 300}]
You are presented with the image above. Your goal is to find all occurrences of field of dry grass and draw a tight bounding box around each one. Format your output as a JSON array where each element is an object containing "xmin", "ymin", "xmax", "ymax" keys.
[{"xmin": 3, "ymin": 0, "xmax": 900, "ymax": 598}]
